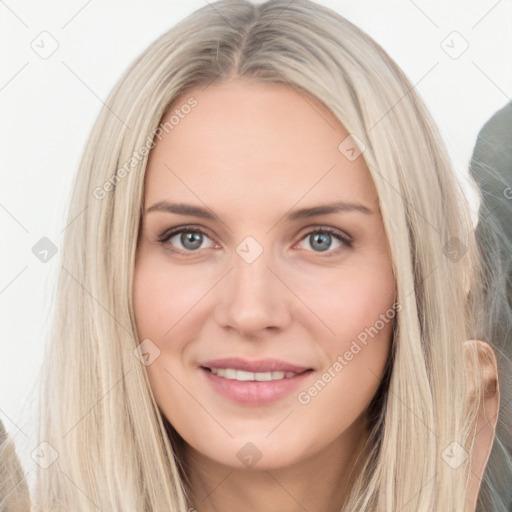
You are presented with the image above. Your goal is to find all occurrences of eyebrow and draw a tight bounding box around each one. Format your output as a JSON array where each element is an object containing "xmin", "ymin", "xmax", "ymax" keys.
[{"xmin": 145, "ymin": 200, "xmax": 373, "ymax": 220}]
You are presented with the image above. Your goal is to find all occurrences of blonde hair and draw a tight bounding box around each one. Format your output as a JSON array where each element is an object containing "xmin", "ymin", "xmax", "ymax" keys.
[
  {"xmin": 23, "ymin": 0, "xmax": 511, "ymax": 510},
  {"xmin": 0, "ymin": 419, "xmax": 31, "ymax": 512}
]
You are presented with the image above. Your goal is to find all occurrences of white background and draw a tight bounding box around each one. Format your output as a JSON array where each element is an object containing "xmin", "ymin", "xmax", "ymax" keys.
[{"xmin": 1, "ymin": 0, "xmax": 511, "ymax": 485}]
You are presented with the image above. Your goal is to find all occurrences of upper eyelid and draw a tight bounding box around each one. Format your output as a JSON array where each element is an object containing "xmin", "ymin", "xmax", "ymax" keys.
[{"xmin": 158, "ymin": 225, "xmax": 216, "ymax": 242}]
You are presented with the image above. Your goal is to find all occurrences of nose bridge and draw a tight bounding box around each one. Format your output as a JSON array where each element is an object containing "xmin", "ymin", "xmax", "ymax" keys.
[
  {"xmin": 214, "ymin": 239, "xmax": 291, "ymax": 334},
  {"xmin": 232, "ymin": 249, "xmax": 273, "ymax": 301}
]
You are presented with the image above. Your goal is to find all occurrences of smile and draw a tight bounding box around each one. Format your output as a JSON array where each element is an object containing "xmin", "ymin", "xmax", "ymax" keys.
[
  {"xmin": 199, "ymin": 358, "xmax": 313, "ymax": 405},
  {"xmin": 207, "ymin": 368, "xmax": 299, "ymax": 381}
]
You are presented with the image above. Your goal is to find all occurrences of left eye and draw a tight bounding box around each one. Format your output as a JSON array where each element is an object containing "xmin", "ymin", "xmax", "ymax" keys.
[{"xmin": 295, "ymin": 228, "xmax": 352, "ymax": 254}]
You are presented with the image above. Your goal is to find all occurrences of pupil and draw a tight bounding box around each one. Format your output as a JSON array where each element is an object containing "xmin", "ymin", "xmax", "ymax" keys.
[
  {"xmin": 181, "ymin": 232, "xmax": 202, "ymax": 250},
  {"xmin": 311, "ymin": 233, "xmax": 331, "ymax": 251}
]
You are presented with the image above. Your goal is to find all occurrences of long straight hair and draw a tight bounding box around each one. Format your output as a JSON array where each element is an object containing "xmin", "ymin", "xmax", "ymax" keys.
[{"xmin": 30, "ymin": 0, "xmax": 511, "ymax": 510}]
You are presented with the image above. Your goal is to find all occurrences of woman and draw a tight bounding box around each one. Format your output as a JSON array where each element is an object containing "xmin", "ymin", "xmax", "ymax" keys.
[{"xmin": 22, "ymin": 0, "xmax": 511, "ymax": 510}]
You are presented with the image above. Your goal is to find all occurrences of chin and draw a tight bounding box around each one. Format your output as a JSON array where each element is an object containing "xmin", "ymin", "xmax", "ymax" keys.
[{"xmin": 186, "ymin": 433, "xmax": 318, "ymax": 472}]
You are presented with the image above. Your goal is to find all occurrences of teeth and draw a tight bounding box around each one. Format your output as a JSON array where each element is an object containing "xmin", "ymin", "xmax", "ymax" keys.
[
  {"xmin": 236, "ymin": 370, "xmax": 255, "ymax": 381},
  {"xmin": 209, "ymin": 368, "xmax": 298, "ymax": 381}
]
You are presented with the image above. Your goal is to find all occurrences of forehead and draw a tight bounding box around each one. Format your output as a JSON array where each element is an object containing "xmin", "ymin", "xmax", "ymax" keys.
[{"xmin": 144, "ymin": 79, "xmax": 379, "ymax": 216}]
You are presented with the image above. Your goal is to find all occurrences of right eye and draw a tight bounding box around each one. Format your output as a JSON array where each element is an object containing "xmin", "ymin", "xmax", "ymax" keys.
[{"xmin": 158, "ymin": 226, "xmax": 218, "ymax": 254}]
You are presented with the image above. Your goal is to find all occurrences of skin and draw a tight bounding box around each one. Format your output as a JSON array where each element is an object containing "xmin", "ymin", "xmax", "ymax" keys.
[
  {"xmin": 132, "ymin": 78, "xmax": 498, "ymax": 511},
  {"xmin": 466, "ymin": 340, "xmax": 500, "ymax": 512}
]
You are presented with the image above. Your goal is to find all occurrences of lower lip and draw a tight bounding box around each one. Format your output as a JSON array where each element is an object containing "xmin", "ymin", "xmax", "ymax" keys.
[{"xmin": 201, "ymin": 368, "xmax": 313, "ymax": 405}]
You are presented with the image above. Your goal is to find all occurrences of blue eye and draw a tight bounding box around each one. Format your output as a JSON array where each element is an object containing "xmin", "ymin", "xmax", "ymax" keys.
[
  {"xmin": 158, "ymin": 226, "xmax": 215, "ymax": 253},
  {"xmin": 297, "ymin": 228, "xmax": 352, "ymax": 254}
]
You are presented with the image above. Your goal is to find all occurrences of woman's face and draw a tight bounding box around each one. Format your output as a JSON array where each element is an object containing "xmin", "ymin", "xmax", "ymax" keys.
[{"xmin": 133, "ymin": 78, "xmax": 396, "ymax": 471}]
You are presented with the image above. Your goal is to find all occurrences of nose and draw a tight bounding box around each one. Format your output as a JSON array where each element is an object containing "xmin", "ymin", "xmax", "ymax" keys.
[{"xmin": 213, "ymin": 248, "xmax": 292, "ymax": 338}]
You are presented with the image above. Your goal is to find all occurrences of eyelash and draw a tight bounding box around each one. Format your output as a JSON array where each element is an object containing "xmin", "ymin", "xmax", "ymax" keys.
[{"xmin": 157, "ymin": 224, "xmax": 353, "ymax": 257}]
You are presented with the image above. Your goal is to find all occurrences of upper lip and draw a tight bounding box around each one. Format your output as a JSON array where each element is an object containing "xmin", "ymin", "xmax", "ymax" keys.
[{"xmin": 200, "ymin": 357, "xmax": 311, "ymax": 373}]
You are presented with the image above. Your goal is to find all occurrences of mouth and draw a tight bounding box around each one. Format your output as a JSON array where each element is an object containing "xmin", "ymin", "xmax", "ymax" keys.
[
  {"xmin": 199, "ymin": 358, "xmax": 313, "ymax": 405},
  {"xmin": 203, "ymin": 367, "xmax": 304, "ymax": 381}
]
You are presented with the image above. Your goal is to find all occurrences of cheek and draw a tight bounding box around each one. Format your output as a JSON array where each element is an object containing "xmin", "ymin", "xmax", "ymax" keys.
[
  {"xmin": 292, "ymin": 260, "xmax": 395, "ymax": 407},
  {"xmin": 292, "ymin": 257, "xmax": 396, "ymax": 346},
  {"xmin": 293, "ymin": 281, "xmax": 394, "ymax": 450},
  {"xmin": 132, "ymin": 259, "xmax": 196, "ymax": 421},
  {"xmin": 132, "ymin": 253, "xmax": 208, "ymax": 341}
]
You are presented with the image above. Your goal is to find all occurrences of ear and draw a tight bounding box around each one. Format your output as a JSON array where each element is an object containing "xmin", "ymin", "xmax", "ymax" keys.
[{"xmin": 464, "ymin": 340, "xmax": 500, "ymax": 511}]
